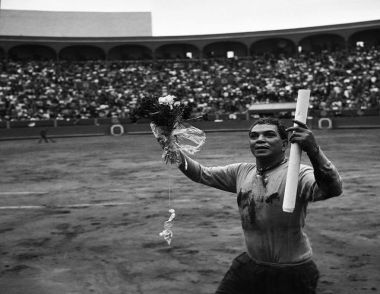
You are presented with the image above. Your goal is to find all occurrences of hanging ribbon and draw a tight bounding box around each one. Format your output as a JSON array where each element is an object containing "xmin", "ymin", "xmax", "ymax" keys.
[
  {"xmin": 159, "ymin": 209, "xmax": 176, "ymax": 245},
  {"xmin": 152, "ymin": 121, "xmax": 205, "ymax": 245}
]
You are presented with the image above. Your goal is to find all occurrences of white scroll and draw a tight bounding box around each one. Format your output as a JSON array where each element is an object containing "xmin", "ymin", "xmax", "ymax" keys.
[{"xmin": 282, "ymin": 90, "xmax": 310, "ymax": 213}]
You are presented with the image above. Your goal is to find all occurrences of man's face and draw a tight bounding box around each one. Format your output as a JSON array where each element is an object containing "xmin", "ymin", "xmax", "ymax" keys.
[{"xmin": 249, "ymin": 124, "xmax": 287, "ymax": 160}]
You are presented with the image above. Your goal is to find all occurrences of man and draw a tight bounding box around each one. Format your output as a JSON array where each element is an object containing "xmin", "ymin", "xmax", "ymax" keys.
[
  {"xmin": 38, "ymin": 129, "xmax": 56, "ymax": 143},
  {"xmin": 158, "ymin": 117, "xmax": 342, "ymax": 294}
]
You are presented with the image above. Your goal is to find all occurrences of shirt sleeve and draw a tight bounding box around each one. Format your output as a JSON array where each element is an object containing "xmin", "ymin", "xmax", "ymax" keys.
[
  {"xmin": 298, "ymin": 155, "xmax": 343, "ymax": 202},
  {"xmin": 178, "ymin": 152, "xmax": 241, "ymax": 193}
]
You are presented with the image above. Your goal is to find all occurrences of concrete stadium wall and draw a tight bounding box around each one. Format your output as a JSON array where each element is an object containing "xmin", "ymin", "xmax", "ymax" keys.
[{"xmin": 0, "ymin": 116, "xmax": 379, "ymax": 141}]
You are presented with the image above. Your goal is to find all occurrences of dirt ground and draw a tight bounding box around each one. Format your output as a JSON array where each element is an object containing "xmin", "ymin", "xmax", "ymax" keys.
[{"xmin": 0, "ymin": 129, "xmax": 379, "ymax": 294}]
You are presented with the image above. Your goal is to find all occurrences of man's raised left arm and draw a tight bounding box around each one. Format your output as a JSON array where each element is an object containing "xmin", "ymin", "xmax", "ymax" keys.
[{"xmin": 286, "ymin": 120, "xmax": 343, "ymax": 197}]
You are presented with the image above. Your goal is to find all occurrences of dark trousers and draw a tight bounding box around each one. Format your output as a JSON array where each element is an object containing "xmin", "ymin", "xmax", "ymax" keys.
[
  {"xmin": 215, "ymin": 253, "xmax": 319, "ymax": 294},
  {"xmin": 38, "ymin": 134, "xmax": 55, "ymax": 143}
]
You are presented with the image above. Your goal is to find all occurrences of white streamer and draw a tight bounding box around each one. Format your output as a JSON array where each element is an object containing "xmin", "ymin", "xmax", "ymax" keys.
[
  {"xmin": 152, "ymin": 121, "xmax": 205, "ymax": 245},
  {"xmin": 159, "ymin": 209, "xmax": 176, "ymax": 245}
]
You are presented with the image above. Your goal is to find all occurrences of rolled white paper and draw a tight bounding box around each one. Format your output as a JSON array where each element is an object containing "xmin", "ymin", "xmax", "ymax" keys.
[{"xmin": 282, "ymin": 90, "xmax": 310, "ymax": 213}]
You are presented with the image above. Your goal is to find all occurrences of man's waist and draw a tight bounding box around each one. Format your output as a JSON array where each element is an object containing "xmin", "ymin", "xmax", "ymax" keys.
[
  {"xmin": 243, "ymin": 230, "xmax": 313, "ymax": 265},
  {"xmin": 235, "ymin": 252, "xmax": 314, "ymax": 269},
  {"xmin": 245, "ymin": 250, "xmax": 313, "ymax": 267}
]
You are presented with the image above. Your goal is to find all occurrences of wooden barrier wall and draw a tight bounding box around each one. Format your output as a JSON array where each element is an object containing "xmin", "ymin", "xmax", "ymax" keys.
[{"xmin": 0, "ymin": 116, "xmax": 379, "ymax": 141}]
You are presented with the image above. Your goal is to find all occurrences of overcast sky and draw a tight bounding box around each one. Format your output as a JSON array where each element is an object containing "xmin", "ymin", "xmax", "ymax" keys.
[{"xmin": 2, "ymin": 0, "xmax": 380, "ymax": 36}]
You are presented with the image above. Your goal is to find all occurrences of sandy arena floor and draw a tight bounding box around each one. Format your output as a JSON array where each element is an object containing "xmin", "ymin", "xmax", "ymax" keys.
[{"xmin": 0, "ymin": 129, "xmax": 379, "ymax": 294}]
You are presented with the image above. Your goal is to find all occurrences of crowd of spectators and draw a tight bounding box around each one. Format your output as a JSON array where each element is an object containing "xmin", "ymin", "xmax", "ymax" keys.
[{"xmin": 0, "ymin": 46, "xmax": 379, "ymax": 122}]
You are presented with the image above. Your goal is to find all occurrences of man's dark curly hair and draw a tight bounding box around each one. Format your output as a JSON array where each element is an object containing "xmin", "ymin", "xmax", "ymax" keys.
[{"xmin": 249, "ymin": 118, "xmax": 288, "ymax": 140}]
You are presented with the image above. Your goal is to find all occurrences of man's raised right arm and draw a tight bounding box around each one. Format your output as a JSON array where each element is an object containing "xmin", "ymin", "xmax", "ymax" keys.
[{"xmin": 177, "ymin": 152, "xmax": 238, "ymax": 193}]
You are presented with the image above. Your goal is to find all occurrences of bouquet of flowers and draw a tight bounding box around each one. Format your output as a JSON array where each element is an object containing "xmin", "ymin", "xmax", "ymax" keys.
[
  {"xmin": 138, "ymin": 95, "xmax": 206, "ymax": 165},
  {"xmin": 137, "ymin": 94, "xmax": 206, "ymax": 245}
]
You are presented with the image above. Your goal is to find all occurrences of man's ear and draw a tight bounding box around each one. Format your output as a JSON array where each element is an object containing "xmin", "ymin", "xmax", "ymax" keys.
[{"xmin": 282, "ymin": 139, "xmax": 288, "ymax": 151}]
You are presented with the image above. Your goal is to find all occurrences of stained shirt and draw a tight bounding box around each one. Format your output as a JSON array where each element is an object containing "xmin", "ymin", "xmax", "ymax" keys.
[{"xmin": 178, "ymin": 150, "xmax": 342, "ymax": 265}]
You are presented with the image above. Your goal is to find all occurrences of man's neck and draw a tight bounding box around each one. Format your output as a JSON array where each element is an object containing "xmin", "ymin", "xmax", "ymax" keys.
[{"xmin": 256, "ymin": 155, "xmax": 286, "ymax": 173}]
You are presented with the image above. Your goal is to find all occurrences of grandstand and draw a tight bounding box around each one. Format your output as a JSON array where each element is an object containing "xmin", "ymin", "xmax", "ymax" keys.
[{"xmin": 0, "ymin": 10, "xmax": 379, "ymax": 139}]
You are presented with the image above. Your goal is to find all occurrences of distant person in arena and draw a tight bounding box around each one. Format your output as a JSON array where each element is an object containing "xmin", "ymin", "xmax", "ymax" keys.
[
  {"xmin": 38, "ymin": 129, "xmax": 56, "ymax": 143},
  {"xmin": 156, "ymin": 117, "xmax": 342, "ymax": 294}
]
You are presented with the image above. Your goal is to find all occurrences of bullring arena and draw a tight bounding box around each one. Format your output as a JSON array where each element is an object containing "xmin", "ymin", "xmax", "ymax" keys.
[{"xmin": 0, "ymin": 9, "xmax": 379, "ymax": 294}]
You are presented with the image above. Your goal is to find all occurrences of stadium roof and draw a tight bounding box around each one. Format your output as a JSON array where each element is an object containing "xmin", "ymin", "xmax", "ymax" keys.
[{"xmin": 0, "ymin": 10, "xmax": 152, "ymax": 37}]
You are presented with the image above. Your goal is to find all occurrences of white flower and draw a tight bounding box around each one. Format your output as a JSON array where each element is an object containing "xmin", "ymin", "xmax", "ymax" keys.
[
  {"xmin": 166, "ymin": 95, "xmax": 175, "ymax": 104},
  {"xmin": 158, "ymin": 95, "xmax": 176, "ymax": 105},
  {"xmin": 158, "ymin": 96, "xmax": 166, "ymax": 104}
]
